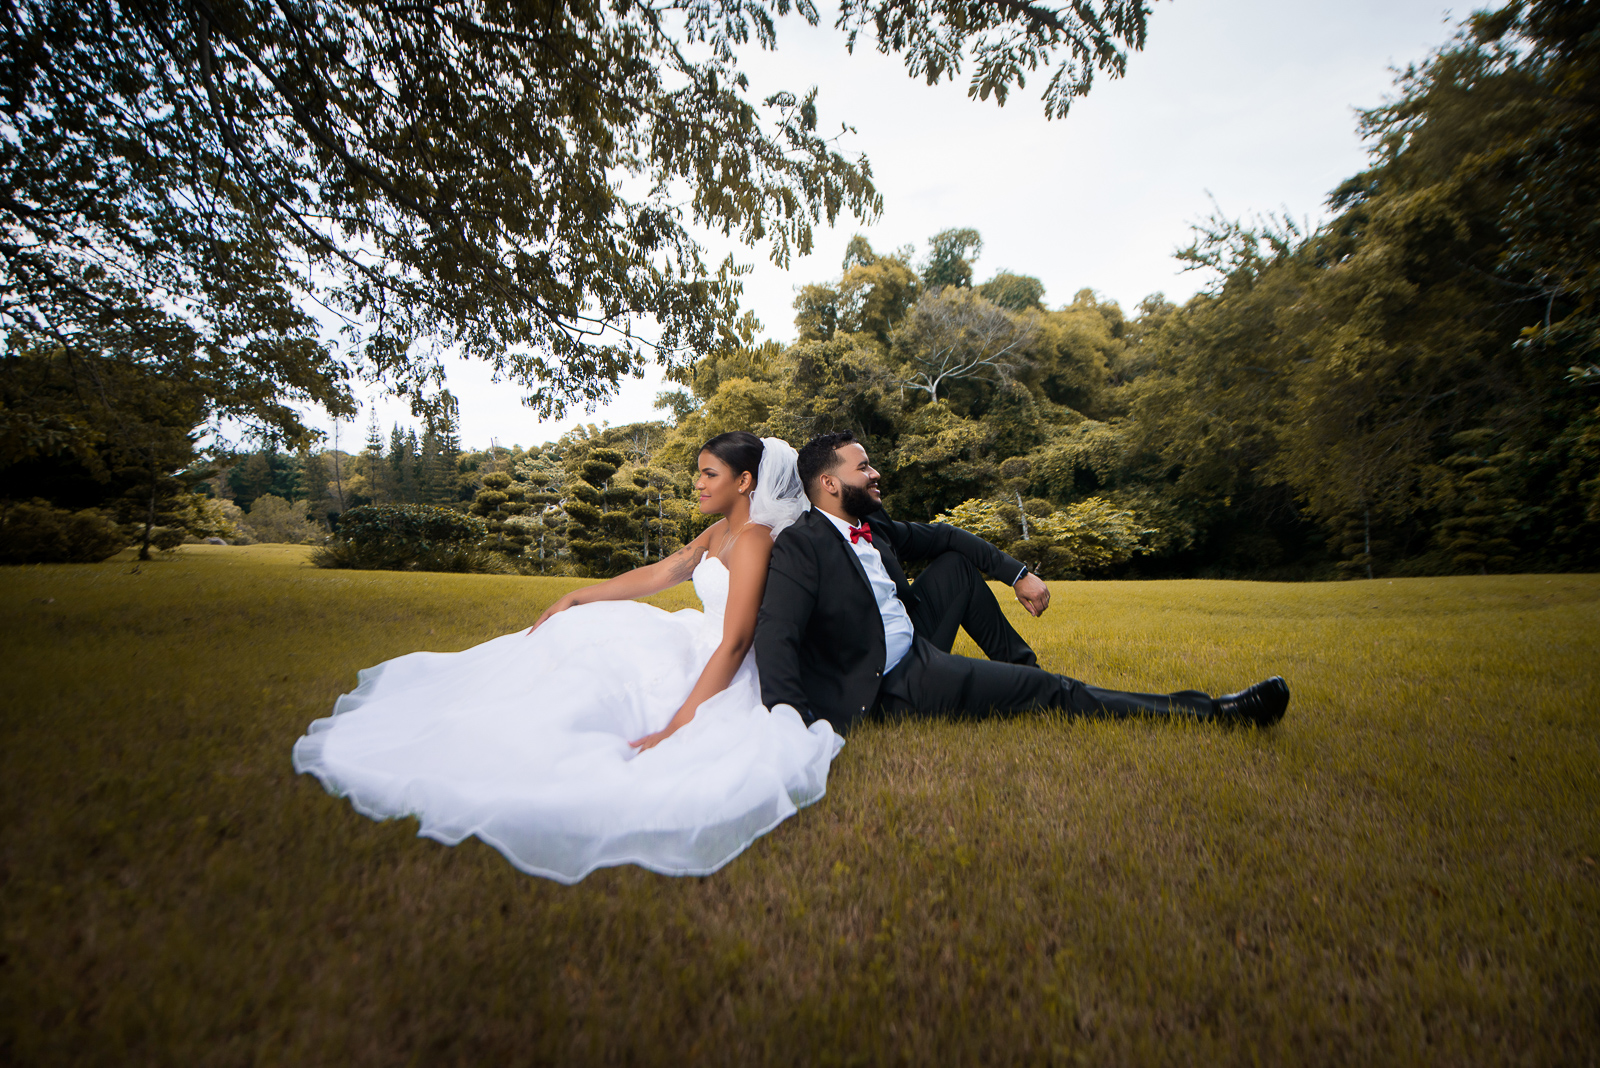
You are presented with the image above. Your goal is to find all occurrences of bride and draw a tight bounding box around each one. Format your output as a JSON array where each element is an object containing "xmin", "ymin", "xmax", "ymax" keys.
[{"xmin": 292, "ymin": 433, "xmax": 843, "ymax": 883}]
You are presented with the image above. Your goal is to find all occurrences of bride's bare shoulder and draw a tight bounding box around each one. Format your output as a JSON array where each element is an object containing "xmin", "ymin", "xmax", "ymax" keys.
[{"xmin": 724, "ymin": 525, "xmax": 774, "ymax": 573}]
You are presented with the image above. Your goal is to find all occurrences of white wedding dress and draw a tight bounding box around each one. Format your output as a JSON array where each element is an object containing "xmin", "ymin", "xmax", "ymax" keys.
[{"xmin": 292, "ymin": 554, "xmax": 843, "ymax": 882}]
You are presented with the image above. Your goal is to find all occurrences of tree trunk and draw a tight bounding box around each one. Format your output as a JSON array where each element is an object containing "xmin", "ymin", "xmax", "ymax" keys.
[
  {"xmin": 1363, "ymin": 508, "xmax": 1373, "ymax": 580},
  {"xmin": 1015, "ymin": 490, "xmax": 1030, "ymax": 541},
  {"xmin": 139, "ymin": 458, "xmax": 157, "ymax": 561},
  {"xmin": 332, "ymin": 423, "xmax": 346, "ymax": 510}
]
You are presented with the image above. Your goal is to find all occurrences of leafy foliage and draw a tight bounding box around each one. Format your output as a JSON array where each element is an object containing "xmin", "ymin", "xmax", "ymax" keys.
[
  {"xmin": 471, "ymin": 471, "xmax": 532, "ymax": 560},
  {"xmin": 312, "ymin": 503, "xmax": 492, "ymax": 572},
  {"xmin": 0, "ymin": 499, "xmax": 125, "ymax": 564},
  {"xmin": 1, "ymin": 0, "xmax": 1154, "ymax": 441},
  {"xmin": 239, "ymin": 495, "xmax": 325, "ymax": 545},
  {"xmin": 934, "ymin": 495, "xmax": 1152, "ymax": 578}
]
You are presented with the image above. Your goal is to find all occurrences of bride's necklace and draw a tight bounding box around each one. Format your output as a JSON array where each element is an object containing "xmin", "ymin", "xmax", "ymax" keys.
[{"xmin": 718, "ymin": 515, "xmax": 752, "ymax": 557}]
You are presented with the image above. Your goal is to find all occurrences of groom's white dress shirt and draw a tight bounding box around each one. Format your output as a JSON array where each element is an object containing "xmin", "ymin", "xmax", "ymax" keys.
[{"xmin": 819, "ymin": 509, "xmax": 915, "ymax": 675}]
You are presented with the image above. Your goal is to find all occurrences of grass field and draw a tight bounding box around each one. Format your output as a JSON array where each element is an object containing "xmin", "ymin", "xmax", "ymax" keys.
[{"xmin": 2, "ymin": 545, "xmax": 1597, "ymax": 1066}]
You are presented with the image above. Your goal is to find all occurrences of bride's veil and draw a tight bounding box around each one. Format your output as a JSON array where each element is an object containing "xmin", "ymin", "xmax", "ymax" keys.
[{"xmin": 749, "ymin": 437, "xmax": 808, "ymax": 539}]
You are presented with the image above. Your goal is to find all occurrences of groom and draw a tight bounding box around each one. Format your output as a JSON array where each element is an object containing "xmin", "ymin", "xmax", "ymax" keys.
[{"xmin": 753, "ymin": 431, "xmax": 1290, "ymax": 734}]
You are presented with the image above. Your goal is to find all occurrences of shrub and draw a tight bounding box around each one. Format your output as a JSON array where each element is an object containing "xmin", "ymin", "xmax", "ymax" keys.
[
  {"xmin": 934, "ymin": 495, "xmax": 1156, "ymax": 579},
  {"xmin": 311, "ymin": 504, "xmax": 499, "ymax": 572},
  {"xmin": 0, "ymin": 499, "xmax": 127, "ymax": 564},
  {"xmin": 212, "ymin": 500, "xmax": 253, "ymax": 544},
  {"xmin": 179, "ymin": 496, "xmax": 245, "ymax": 544},
  {"xmin": 242, "ymin": 494, "xmax": 323, "ymax": 544}
]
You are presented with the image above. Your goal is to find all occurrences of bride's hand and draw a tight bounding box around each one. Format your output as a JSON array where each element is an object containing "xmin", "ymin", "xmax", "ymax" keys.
[
  {"xmin": 630, "ymin": 701, "xmax": 698, "ymax": 751},
  {"xmin": 528, "ymin": 593, "xmax": 578, "ymax": 634},
  {"xmin": 628, "ymin": 727, "xmax": 675, "ymax": 752}
]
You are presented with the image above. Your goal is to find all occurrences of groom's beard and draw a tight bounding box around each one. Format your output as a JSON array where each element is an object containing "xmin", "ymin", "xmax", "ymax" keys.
[{"xmin": 839, "ymin": 482, "xmax": 880, "ymax": 520}]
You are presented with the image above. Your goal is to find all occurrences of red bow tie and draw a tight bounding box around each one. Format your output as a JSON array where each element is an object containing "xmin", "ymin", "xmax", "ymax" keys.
[{"xmin": 848, "ymin": 523, "xmax": 872, "ymax": 544}]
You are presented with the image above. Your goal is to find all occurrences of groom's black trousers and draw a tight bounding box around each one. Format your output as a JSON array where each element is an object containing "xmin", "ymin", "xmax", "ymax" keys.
[{"xmin": 878, "ymin": 553, "xmax": 1217, "ymax": 722}]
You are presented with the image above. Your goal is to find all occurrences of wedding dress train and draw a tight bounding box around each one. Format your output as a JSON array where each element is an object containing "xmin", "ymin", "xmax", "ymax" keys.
[{"xmin": 292, "ymin": 555, "xmax": 844, "ymax": 882}]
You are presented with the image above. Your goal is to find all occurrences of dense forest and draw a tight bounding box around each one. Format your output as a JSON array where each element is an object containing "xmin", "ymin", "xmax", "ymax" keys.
[{"xmin": 3, "ymin": 2, "xmax": 1596, "ymax": 577}]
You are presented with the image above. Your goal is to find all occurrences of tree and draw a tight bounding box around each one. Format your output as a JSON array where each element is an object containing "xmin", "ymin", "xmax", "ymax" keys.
[
  {"xmin": 1431, "ymin": 428, "xmax": 1522, "ymax": 572},
  {"xmin": 230, "ymin": 451, "xmax": 278, "ymax": 506},
  {"xmin": 635, "ymin": 467, "xmax": 687, "ymax": 562},
  {"xmin": 654, "ymin": 389, "xmax": 701, "ymax": 427},
  {"xmin": 470, "ymin": 471, "xmax": 531, "ymax": 559},
  {"xmin": 934, "ymin": 495, "xmax": 1152, "ymax": 578},
  {"xmin": 921, "ymin": 228, "xmax": 984, "ymax": 289},
  {"xmin": 388, "ymin": 425, "xmax": 420, "ymax": 504},
  {"xmin": 893, "ymin": 287, "xmax": 1036, "ymax": 401},
  {"xmin": 1029, "ymin": 291, "xmax": 1124, "ymax": 416},
  {"xmin": 840, "ymin": 250, "xmax": 921, "ymax": 344},
  {"xmin": 980, "ymin": 271, "xmax": 1046, "ymax": 311},
  {"xmin": 359, "ymin": 415, "xmax": 390, "ymax": 505},
  {"xmin": 1469, "ymin": 0, "xmax": 1600, "ymax": 372},
  {"xmin": 1, "ymin": 1, "xmax": 1154, "ymax": 442},
  {"xmin": 793, "ymin": 283, "xmax": 843, "ymax": 343},
  {"xmin": 1, "ymin": 350, "xmax": 218, "ymax": 560},
  {"xmin": 242, "ymin": 494, "xmax": 324, "ymax": 544},
  {"xmin": 298, "ymin": 448, "xmax": 334, "ymax": 526},
  {"xmin": 514, "ymin": 448, "xmax": 569, "ymax": 573},
  {"xmin": 563, "ymin": 445, "xmax": 637, "ymax": 576}
]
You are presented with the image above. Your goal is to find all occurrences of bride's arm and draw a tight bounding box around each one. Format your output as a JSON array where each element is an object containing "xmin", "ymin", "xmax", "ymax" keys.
[
  {"xmin": 528, "ymin": 524, "xmax": 719, "ymax": 632},
  {"xmin": 629, "ymin": 525, "xmax": 773, "ymax": 751}
]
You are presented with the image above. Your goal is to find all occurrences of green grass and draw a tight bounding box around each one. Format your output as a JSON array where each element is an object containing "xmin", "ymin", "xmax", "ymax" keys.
[{"xmin": 2, "ymin": 545, "xmax": 1597, "ymax": 1065}]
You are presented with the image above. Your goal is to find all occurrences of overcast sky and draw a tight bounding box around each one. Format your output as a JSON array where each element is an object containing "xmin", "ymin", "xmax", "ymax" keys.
[{"xmin": 344, "ymin": 0, "xmax": 1462, "ymax": 451}]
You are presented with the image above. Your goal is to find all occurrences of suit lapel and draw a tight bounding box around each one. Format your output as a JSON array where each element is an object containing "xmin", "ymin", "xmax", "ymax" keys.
[{"xmin": 808, "ymin": 508, "xmax": 873, "ymax": 593}]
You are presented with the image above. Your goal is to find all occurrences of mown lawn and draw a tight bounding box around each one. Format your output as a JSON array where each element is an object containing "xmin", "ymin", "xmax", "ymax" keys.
[{"xmin": 2, "ymin": 545, "xmax": 1597, "ymax": 1065}]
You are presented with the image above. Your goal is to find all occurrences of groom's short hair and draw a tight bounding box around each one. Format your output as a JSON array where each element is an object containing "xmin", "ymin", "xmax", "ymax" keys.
[{"xmin": 798, "ymin": 431, "xmax": 859, "ymax": 496}]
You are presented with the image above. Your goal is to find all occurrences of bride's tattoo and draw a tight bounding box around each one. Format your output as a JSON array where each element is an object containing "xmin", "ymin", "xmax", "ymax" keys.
[{"xmin": 664, "ymin": 545, "xmax": 700, "ymax": 583}]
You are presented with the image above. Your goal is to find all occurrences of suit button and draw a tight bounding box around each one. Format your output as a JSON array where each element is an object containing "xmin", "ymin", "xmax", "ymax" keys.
[
  {"xmin": 860, "ymin": 705, "xmax": 866, "ymax": 711},
  {"xmin": 875, "ymin": 670, "xmax": 881, "ymax": 677}
]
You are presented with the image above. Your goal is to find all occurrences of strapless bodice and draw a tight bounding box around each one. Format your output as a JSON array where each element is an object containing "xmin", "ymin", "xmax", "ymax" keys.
[{"xmin": 691, "ymin": 553, "xmax": 730, "ymax": 631}]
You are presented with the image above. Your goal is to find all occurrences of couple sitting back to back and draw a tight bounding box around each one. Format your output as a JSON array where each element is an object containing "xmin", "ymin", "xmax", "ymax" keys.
[{"xmin": 293, "ymin": 429, "xmax": 1288, "ymax": 884}]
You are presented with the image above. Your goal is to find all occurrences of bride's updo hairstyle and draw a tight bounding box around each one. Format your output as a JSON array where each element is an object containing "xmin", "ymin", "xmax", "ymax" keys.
[{"xmin": 700, "ymin": 431, "xmax": 764, "ymax": 489}]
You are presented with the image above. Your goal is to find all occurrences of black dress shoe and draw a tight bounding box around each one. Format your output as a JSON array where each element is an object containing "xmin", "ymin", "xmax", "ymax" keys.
[{"xmin": 1214, "ymin": 676, "xmax": 1290, "ymax": 726}]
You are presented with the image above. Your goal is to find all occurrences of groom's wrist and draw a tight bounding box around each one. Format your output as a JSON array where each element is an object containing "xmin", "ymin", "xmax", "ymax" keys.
[{"xmin": 1012, "ymin": 565, "xmax": 1029, "ymax": 585}]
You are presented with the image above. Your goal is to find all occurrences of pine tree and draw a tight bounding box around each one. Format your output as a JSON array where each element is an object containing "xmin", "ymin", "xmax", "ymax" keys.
[
  {"xmin": 564, "ymin": 447, "xmax": 638, "ymax": 576},
  {"xmin": 516, "ymin": 449, "xmax": 569, "ymax": 573},
  {"xmin": 404, "ymin": 429, "xmax": 422, "ymax": 503},
  {"xmin": 363, "ymin": 415, "xmax": 390, "ymax": 505},
  {"xmin": 418, "ymin": 428, "xmax": 445, "ymax": 506},
  {"xmin": 635, "ymin": 467, "xmax": 685, "ymax": 562},
  {"xmin": 1434, "ymin": 429, "xmax": 1521, "ymax": 573},
  {"xmin": 470, "ymin": 471, "xmax": 531, "ymax": 559},
  {"xmin": 1330, "ymin": 509, "xmax": 1392, "ymax": 580},
  {"xmin": 298, "ymin": 449, "xmax": 334, "ymax": 530},
  {"xmin": 387, "ymin": 424, "xmax": 410, "ymax": 502}
]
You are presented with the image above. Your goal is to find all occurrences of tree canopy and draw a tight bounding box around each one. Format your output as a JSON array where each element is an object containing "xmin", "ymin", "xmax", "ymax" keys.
[{"xmin": 0, "ymin": 0, "xmax": 1157, "ymax": 452}]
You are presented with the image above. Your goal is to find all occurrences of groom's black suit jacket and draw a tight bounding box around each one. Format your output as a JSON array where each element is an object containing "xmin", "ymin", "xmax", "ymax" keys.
[{"xmin": 754, "ymin": 506, "xmax": 1027, "ymax": 733}]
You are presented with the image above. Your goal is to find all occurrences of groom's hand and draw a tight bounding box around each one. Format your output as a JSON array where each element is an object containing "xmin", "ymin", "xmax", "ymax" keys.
[{"xmin": 1014, "ymin": 573, "xmax": 1050, "ymax": 617}]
